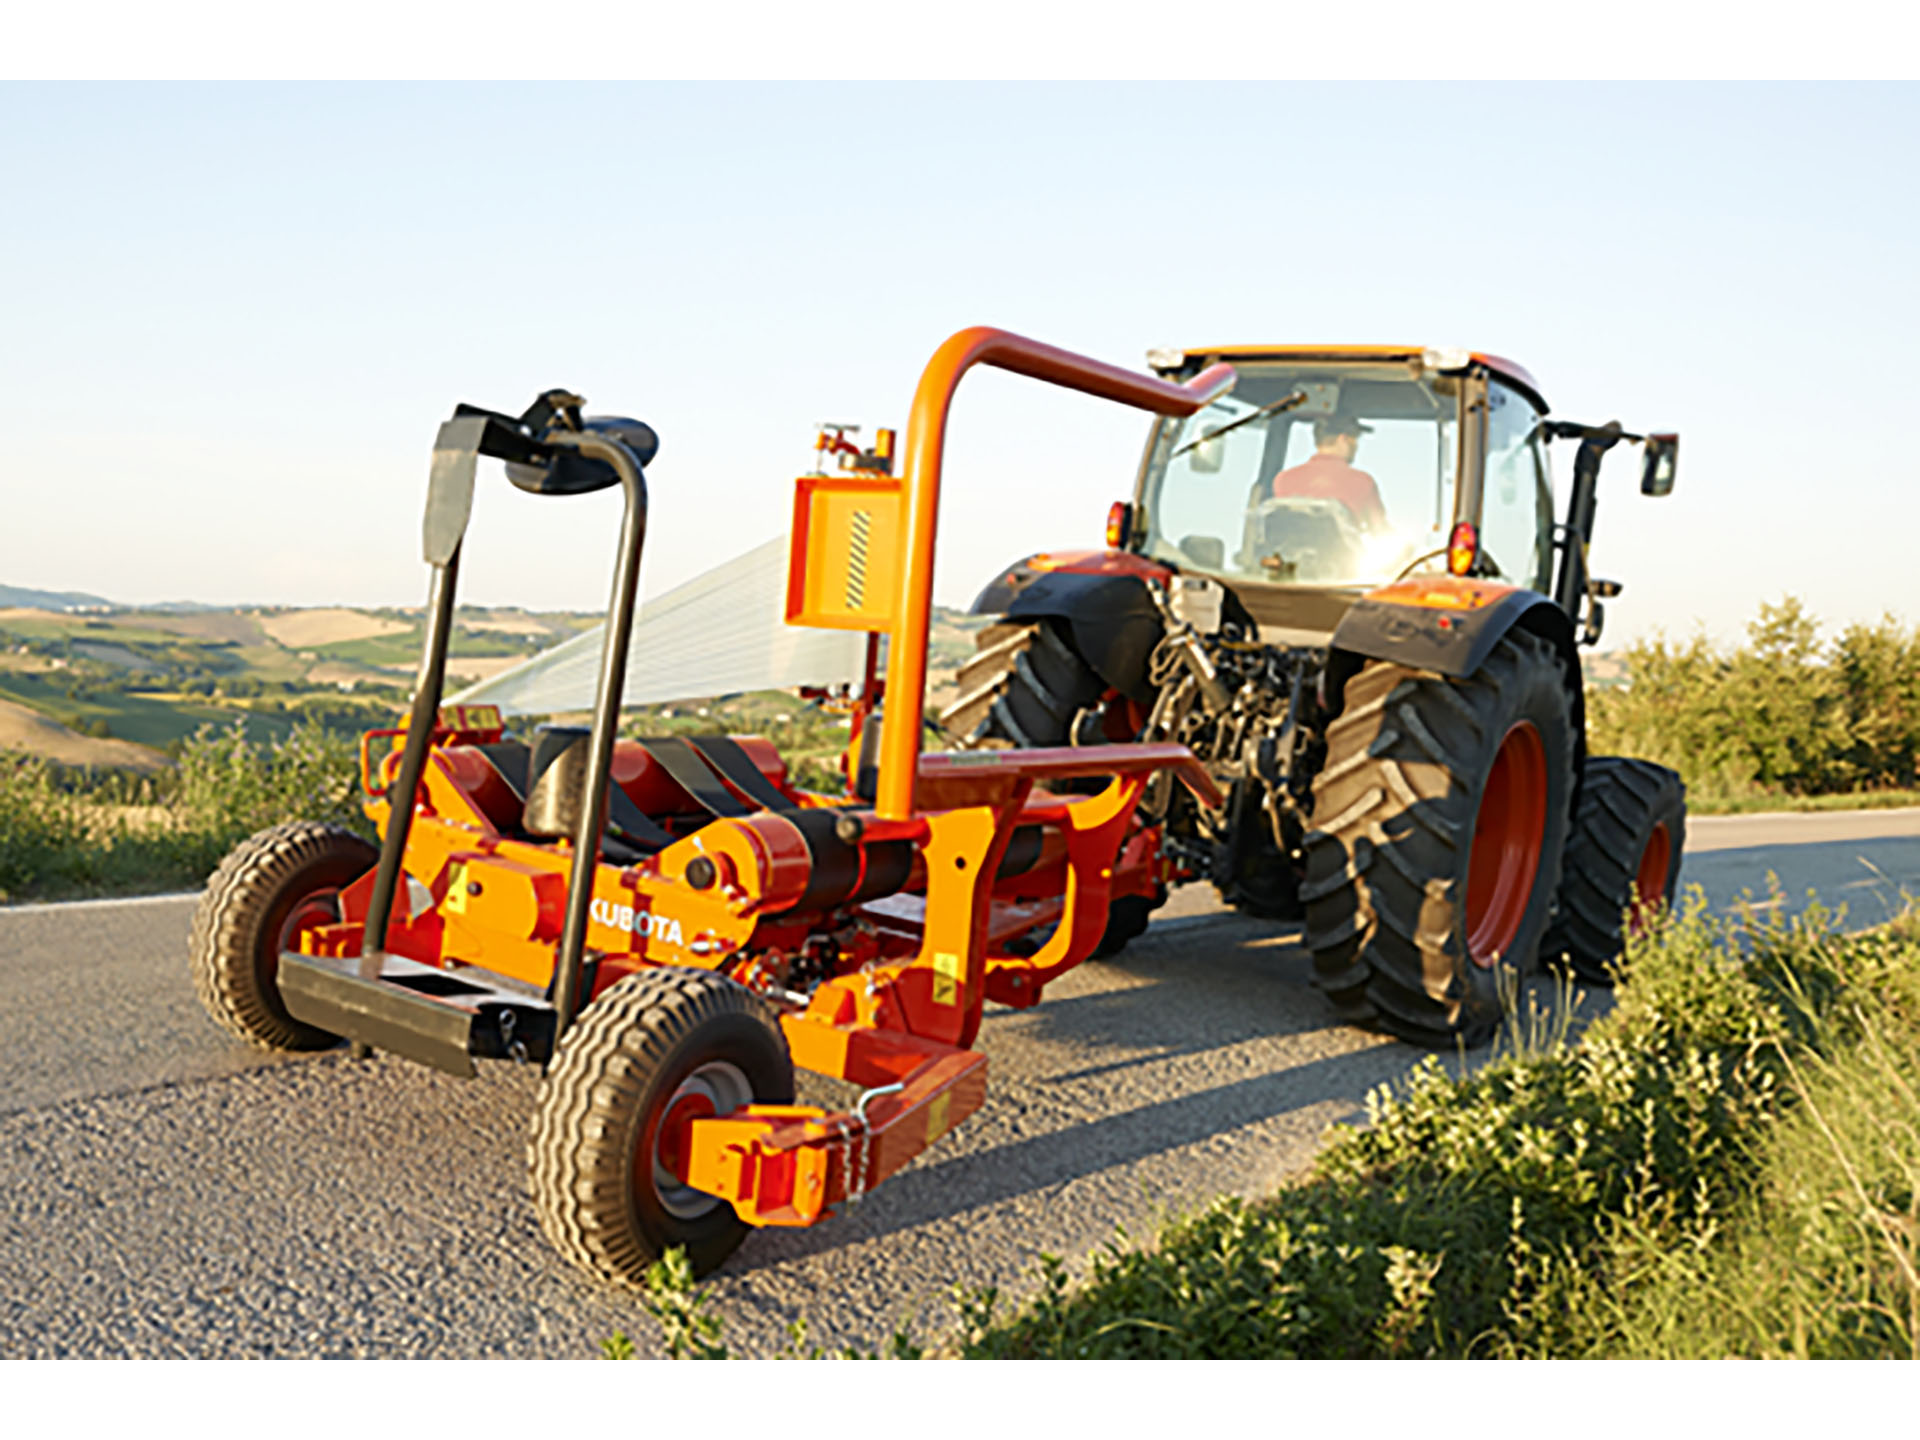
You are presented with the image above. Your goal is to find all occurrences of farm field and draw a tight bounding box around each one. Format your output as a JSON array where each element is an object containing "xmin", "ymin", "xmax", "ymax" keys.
[{"xmin": 0, "ymin": 602, "xmax": 599, "ymax": 764}]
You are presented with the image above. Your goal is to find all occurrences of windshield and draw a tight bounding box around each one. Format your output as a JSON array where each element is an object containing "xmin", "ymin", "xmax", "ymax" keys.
[{"xmin": 1138, "ymin": 362, "xmax": 1459, "ymax": 586}]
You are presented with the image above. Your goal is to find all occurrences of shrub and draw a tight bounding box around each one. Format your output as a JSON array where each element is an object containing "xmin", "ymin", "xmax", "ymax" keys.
[
  {"xmin": 0, "ymin": 718, "xmax": 368, "ymax": 901},
  {"xmin": 172, "ymin": 718, "xmax": 369, "ymax": 855},
  {"xmin": 1589, "ymin": 598, "xmax": 1920, "ymax": 805},
  {"xmin": 0, "ymin": 754, "xmax": 93, "ymax": 899}
]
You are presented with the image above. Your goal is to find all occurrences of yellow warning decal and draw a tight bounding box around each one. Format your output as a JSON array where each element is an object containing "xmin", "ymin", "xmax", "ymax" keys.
[
  {"xmin": 931, "ymin": 950, "xmax": 961, "ymax": 1006},
  {"xmin": 437, "ymin": 703, "xmax": 502, "ymax": 732},
  {"xmin": 925, "ymin": 1090, "xmax": 952, "ymax": 1145}
]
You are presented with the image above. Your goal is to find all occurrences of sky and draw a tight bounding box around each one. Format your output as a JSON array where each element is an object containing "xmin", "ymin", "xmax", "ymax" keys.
[{"xmin": 2, "ymin": 79, "xmax": 1917, "ymax": 649}]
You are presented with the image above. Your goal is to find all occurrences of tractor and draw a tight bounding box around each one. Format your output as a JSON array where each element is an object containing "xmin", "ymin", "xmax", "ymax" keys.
[
  {"xmin": 189, "ymin": 334, "xmax": 1235, "ymax": 1284},
  {"xmin": 942, "ymin": 344, "xmax": 1687, "ymax": 1047}
]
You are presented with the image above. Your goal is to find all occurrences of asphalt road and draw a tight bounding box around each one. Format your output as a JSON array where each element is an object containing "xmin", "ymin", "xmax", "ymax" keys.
[{"xmin": 3, "ymin": 808, "xmax": 1917, "ymax": 1359}]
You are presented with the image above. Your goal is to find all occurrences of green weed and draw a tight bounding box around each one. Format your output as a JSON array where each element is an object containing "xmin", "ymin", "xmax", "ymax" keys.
[
  {"xmin": 958, "ymin": 893, "xmax": 1920, "ymax": 1358},
  {"xmin": 592, "ymin": 893, "xmax": 1920, "ymax": 1360}
]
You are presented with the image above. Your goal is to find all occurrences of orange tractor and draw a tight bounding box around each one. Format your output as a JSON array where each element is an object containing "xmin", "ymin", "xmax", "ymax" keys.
[
  {"xmin": 943, "ymin": 344, "xmax": 1687, "ymax": 1046},
  {"xmin": 190, "ymin": 336, "xmax": 1230, "ymax": 1283}
]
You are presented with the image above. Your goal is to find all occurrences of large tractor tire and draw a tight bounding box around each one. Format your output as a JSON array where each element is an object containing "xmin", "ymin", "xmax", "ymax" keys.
[
  {"xmin": 189, "ymin": 821, "xmax": 377, "ymax": 1052},
  {"xmin": 528, "ymin": 968, "xmax": 794, "ymax": 1284},
  {"xmin": 1302, "ymin": 629, "xmax": 1575, "ymax": 1048},
  {"xmin": 1545, "ymin": 757, "xmax": 1687, "ymax": 985},
  {"xmin": 940, "ymin": 617, "xmax": 1106, "ymax": 749}
]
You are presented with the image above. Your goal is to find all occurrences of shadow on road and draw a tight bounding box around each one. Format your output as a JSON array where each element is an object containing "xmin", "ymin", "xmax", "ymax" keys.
[{"xmin": 725, "ymin": 911, "xmax": 1610, "ymax": 1277}]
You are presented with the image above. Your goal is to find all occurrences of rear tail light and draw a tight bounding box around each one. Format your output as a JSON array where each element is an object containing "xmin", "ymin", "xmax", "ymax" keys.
[
  {"xmin": 1106, "ymin": 501, "xmax": 1134, "ymax": 550},
  {"xmin": 1448, "ymin": 521, "xmax": 1479, "ymax": 576}
]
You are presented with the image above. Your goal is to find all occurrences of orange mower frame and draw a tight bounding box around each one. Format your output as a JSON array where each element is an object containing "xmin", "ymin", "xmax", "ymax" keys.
[{"xmin": 214, "ymin": 335, "xmax": 1235, "ymax": 1279}]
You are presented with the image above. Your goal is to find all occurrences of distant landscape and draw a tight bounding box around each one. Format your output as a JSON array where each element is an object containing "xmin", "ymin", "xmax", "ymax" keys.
[
  {"xmin": 0, "ymin": 579, "xmax": 1633, "ymax": 778},
  {"xmin": 0, "ymin": 582, "xmax": 999, "ymax": 778},
  {"xmin": 3, "ymin": 575, "xmax": 1908, "ymax": 841},
  {"xmin": 0, "ymin": 586, "xmax": 596, "ymax": 770}
]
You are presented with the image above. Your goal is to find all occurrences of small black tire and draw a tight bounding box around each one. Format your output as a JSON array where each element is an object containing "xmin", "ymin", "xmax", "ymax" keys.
[
  {"xmin": 1091, "ymin": 892, "xmax": 1157, "ymax": 959},
  {"xmin": 1301, "ymin": 629, "xmax": 1575, "ymax": 1048},
  {"xmin": 949, "ymin": 617, "xmax": 1161, "ymax": 958},
  {"xmin": 1219, "ymin": 787, "xmax": 1305, "ymax": 921},
  {"xmin": 528, "ymin": 969, "xmax": 795, "ymax": 1285},
  {"xmin": 1226, "ymin": 879, "xmax": 1304, "ymax": 922},
  {"xmin": 1545, "ymin": 757, "xmax": 1687, "ymax": 985},
  {"xmin": 189, "ymin": 821, "xmax": 376, "ymax": 1051}
]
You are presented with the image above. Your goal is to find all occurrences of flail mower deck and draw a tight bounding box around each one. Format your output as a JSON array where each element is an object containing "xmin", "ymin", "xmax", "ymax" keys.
[{"xmin": 190, "ymin": 335, "xmax": 1232, "ymax": 1282}]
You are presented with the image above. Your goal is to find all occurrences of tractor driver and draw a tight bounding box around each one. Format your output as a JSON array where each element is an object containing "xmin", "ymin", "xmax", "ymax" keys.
[{"xmin": 1270, "ymin": 414, "xmax": 1388, "ymax": 533}]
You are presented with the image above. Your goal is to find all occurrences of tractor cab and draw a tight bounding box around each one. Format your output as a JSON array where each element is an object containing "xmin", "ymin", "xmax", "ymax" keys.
[
  {"xmin": 1126, "ymin": 347, "xmax": 1557, "ymax": 629},
  {"xmin": 1118, "ymin": 345, "xmax": 1678, "ymax": 649}
]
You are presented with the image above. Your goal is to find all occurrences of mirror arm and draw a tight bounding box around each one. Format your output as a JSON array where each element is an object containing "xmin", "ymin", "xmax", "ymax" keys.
[{"xmin": 1550, "ymin": 422, "xmax": 1622, "ymax": 615}]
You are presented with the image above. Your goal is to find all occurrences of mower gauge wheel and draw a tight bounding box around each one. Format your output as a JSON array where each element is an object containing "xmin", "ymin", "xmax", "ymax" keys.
[
  {"xmin": 188, "ymin": 821, "xmax": 378, "ymax": 1052},
  {"xmin": 650, "ymin": 1060, "xmax": 754, "ymax": 1221},
  {"xmin": 529, "ymin": 969, "xmax": 794, "ymax": 1284}
]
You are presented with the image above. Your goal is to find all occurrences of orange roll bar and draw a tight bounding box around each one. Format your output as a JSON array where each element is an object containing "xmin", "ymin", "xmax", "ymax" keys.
[{"xmin": 874, "ymin": 327, "xmax": 1237, "ymax": 820}]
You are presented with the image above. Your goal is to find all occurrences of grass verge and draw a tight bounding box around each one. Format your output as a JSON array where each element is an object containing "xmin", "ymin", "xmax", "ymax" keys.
[
  {"xmin": 960, "ymin": 893, "xmax": 1920, "ymax": 1358},
  {"xmin": 0, "ymin": 719, "xmax": 371, "ymax": 902},
  {"xmin": 1684, "ymin": 786, "xmax": 1920, "ymax": 816}
]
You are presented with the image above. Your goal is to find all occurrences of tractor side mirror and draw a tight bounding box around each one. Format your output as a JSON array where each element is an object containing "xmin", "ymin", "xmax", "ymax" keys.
[
  {"xmin": 1583, "ymin": 600, "xmax": 1606, "ymax": 647},
  {"xmin": 1640, "ymin": 433, "xmax": 1678, "ymax": 497}
]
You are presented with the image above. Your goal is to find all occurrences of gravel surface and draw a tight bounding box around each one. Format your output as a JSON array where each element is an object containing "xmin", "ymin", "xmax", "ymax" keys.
[{"xmin": 3, "ymin": 810, "xmax": 1916, "ymax": 1358}]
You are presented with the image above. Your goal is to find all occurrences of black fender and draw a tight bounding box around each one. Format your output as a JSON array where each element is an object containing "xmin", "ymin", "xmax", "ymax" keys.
[
  {"xmin": 1325, "ymin": 577, "xmax": 1587, "ymax": 803},
  {"xmin": 970, "ymin": 555, "xmax": 1167, "ymax": 704}
]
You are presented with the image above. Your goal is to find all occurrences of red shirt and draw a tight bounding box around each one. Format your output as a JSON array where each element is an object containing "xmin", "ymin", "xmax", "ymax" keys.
[{"xmin": 1270, "ymin": 453, "xmax": 1387, "ymax": 532}]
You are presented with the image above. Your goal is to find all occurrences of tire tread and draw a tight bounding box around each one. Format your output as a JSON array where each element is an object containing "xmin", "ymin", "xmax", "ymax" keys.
[{"xmin": 528, "ymin": 969, "xmax": 792, "ymax": 1286}]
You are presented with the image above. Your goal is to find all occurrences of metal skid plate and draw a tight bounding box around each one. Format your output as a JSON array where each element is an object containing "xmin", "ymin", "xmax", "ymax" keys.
[{"xmin": 279, "ymin": 951, "xmax": 556, "ymax": 1077}]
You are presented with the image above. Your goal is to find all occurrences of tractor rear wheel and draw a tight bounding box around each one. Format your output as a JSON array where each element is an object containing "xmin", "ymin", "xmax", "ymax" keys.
[
  {"xmin": 1301, "ymin": 629, "xmax": 1575, "ymax": 1048},
  {"xmin": 528, "ymin": 968, "xmax": 794, "ymax": 1284},
  {"xmin": 941, "ymin": 617, "xmax": 1106, "ymax": 749},
  {"xmin": 189, "ymin": 821, "xmax": 376, "ymax": 1052},
  {"xmin": 1545, "ymin": 757, "xmax": 1687, "ymax": 985}
]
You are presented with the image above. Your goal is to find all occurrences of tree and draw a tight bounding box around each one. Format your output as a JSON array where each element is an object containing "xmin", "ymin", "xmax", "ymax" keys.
[
  {"xmin": 1834, "ymin": 613, "xmax": 1920, "ymax": 789},
  {"xmin": 1726, "ymin": 596, "xmax": 1848, "ymax": 793}
]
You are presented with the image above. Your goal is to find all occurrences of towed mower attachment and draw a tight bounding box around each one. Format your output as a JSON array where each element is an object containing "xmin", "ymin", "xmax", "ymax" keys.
[{"xmin": 247, "ymin": 333, "xmax": 1234, "ymax": 1280}]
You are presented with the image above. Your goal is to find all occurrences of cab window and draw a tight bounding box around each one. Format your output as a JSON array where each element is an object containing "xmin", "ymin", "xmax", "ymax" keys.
[{"xmin": 1480, "ymin": 381, "xmax": 1553, "ymax": 591}]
